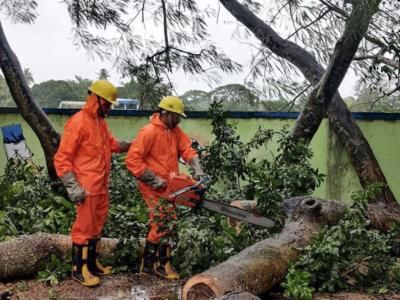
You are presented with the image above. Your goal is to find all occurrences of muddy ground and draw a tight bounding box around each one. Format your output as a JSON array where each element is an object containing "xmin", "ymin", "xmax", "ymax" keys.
[{"xmin": 1, "ymin": 274, "xmax": 400, "ymax": 300}]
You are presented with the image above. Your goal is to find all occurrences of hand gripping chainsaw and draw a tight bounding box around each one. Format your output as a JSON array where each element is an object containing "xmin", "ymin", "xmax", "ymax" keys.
[{"xmin": 159, "ymin": 173, "xmax": 276, "ymax": 229}]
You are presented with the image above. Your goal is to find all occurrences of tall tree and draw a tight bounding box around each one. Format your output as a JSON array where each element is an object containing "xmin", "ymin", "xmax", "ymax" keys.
[
  {"xmin": 23, "ymin": 68, "xmax": 34, "ymax": 86},
  {"xmin": 97, "ymin": 68, "xmax": 110, "ymax": 80}
]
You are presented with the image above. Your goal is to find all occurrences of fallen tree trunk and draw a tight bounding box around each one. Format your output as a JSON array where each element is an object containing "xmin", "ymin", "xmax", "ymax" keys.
[
  {"xmin": 1, "ymin": 199, "xmax": 399, "ymax": 284},
  {"xmin": 0, "ymin": 233, "xmax": 118, "ymax": 282},
  {"xmin": 182, "ymin": 197, "xmax": 400, "ymax": 299}
]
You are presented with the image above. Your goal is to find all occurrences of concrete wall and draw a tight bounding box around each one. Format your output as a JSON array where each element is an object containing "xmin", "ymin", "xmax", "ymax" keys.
[{"xmin": 1, "ymin": 109, "xmax": 399, "ymax": 202}]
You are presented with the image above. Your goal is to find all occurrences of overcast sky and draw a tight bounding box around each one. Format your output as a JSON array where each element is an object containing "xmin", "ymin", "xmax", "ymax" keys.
[{"xmin": 2, "ymin": 0, "xmax": 357, "ymax": 98}]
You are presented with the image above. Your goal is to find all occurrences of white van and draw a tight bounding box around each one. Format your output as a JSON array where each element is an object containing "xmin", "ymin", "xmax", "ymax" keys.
[{"xmin": 58, "ymin": 101, "xmax": 86, "ymax": 109}]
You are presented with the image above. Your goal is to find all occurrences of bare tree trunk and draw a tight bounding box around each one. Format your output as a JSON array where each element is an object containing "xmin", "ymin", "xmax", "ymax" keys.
[
  {"xmin": 0, "ymin": 21, "xmax": 60, "ymax": 178},
  {"xmin": 219, "ymin": 0, "xmax": 396, "ymax": 204},
  {"xmin": 182, "ymin": 197, "xmax": 400, "ymax": 299}
]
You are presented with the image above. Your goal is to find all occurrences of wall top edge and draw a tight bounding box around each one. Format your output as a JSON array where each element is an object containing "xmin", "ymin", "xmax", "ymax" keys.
[{"xmin": 2, "ymin": 107, "xmax": 400, "ymax": 120}]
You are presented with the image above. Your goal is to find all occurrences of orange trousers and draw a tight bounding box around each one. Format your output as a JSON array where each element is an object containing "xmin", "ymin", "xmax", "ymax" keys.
[
  {"xmin": 71, "ymin": 193, "xmax": 109, "ymax": 245},
  {"xmin": 141, "ymin": 189, "xmax": 176, "ymax": 243}
]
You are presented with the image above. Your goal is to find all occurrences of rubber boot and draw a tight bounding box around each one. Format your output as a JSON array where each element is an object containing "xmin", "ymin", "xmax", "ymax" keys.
[
  {"xmin": 72, "ymin": 243, "xmax": 100, "ymax": 287},
  {"xmin": 88, "ymin": 238, "xmax": 112, "ymax": 276},
  {"xmin": 140, "ymin": 240, "xmax": 159, "ymax": 275},
  {"xmin": 154, "ymin": 242, "xmax": 180, "ymax": 280}
]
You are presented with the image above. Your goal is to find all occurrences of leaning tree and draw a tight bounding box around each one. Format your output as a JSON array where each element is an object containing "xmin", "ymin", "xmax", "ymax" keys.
[
  {"xmin": 0, "ymin": 2, "xmax": 59, "ymax": 178},
  {"xmin": 218, "ymin": 0, "xmax": 400, "ymax": 204}
]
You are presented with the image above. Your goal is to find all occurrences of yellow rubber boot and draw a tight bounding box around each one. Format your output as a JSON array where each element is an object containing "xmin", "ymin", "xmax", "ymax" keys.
[
  {"xmin": 154, "ymin": 243, "xmax": 180, "ymax": 280},
  {"xmin": 88, "ymin": 238, "xmax": 112, "ymax": 276},
  {"xmin": 140, "ymin": 240, "xmax": 159, "ymax": 275},
  {"xmin": 72, "ymin": 243, "xmax": 100, "ymax": 287}
]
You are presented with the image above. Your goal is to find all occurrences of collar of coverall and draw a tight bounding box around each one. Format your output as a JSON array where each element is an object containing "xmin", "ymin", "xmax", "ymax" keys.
[{"xmin": 82, "ymin": 93, "xmax": 101, "ymax": 118}]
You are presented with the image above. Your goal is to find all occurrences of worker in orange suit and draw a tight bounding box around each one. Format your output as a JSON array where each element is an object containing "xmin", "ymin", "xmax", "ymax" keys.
[
  {"xmin": 54, "ymin": 80, "xmax": 131, "ymax": 287},
  {"xmin": 126, "ymin": 96, "xmax": 205, "ymax": 280}
]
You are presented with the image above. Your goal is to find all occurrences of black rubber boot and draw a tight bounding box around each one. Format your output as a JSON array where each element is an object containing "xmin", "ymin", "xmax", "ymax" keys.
[
  {"xmin": 72, "ymin": 243, "xmax": 100, "ymax": 287},
  {"xmin": 140, "ymin": 240, "xmax": 159, "ymax": 275},
  {"xmin": 88, "ymin": 238, "xmax": 112, "ymax": 276},
  {"xmin": 154, "ymin": 242, "xmax": 180, "ymax": 280}
]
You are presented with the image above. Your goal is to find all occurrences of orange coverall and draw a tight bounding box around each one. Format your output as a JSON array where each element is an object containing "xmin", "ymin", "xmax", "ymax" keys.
[
  {"xmin": 54, "ymin": 94, "xmax": 121, "ymax": 244},
  {"xmin": 126, "ymin": 113, "xmax": 197, "ymax": 243}
]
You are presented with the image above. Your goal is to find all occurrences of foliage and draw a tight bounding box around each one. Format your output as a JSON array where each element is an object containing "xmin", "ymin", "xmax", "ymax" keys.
[
  {"xmin": 348, "ymin": 86, "xmax": 400, "ymax": 113},
  {"xmin": 173, "ymin": 207, "xmax": 269, "ymax": 277},
  {"xmin": 283, "ymin": 183, "xmax": 400, "ymax": 296},
  {"xmin": 201, "ymin": 101, "xmax": 324, "ymax": 224},
  {"xmin": 246, "ymin": 130, "xmax": 325, "ymax": 224},
  {"xmin": 181, "ymin": 84, "xmax": 300, "ymax": 111},
  {"xmin": 282, "ymin": 265, "xmax": 314, "ymax": 300},
  {"xmin": 0, "ymin": 160, "xmax": 74, "ymax": 240},
  {"xmin": 202, "ymin": 100, "xmax": 256, "ymax": 190},
  {"xmin": 102, "ymin": 154, "xmax": 148, "ymax": 272},
  {"xmin": 31, "ymin": 79, "xmax": 87, "ymax": 108},
  {"xmin": 122, "ymin": 64, "xmax": 171, "ymax": 110},
  {"xmin": 97, "ymin": 68, "xmax": 110, "ymax": 80},
  {"xmin": 0, "ymin": 74, "xmax": 14, "ymax": 107},
  {"xmin": 37, "ymin": 254, "xmax": 71, "ymax": 286}
]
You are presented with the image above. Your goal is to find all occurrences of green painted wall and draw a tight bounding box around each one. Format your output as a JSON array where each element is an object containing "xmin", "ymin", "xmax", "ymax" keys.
[{"xmin": 1, "ymin": 113, "xmax": 398, "ymax": 203}]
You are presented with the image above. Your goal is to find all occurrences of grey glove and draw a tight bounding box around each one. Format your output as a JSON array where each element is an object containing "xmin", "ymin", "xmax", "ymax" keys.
[
  {"xmin": 59, "ymin": 172, "xmax": 86, "ymax": 204},
  {"xmin": 188, "ymin": 157, "xmax": 205, "ymax": 181},
  {"xmin": 118, "ymin": 140, "xmax": 131, "ymax": 153},
  {"xmin": 138, "ymin": 169, "xmax": 167, "ymax": 190}
]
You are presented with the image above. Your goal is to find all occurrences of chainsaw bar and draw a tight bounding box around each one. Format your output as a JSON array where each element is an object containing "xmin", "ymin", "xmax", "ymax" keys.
[
  {"xmin": 165, "ymin": 174, "xmax": 276, "ymax": 229},
  {"xmin": 199, "ymin": 198, "xmax": 276, "ymax": 229}
]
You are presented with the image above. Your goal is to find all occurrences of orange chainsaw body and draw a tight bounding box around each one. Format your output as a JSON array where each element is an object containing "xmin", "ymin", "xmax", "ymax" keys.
[{"xmin": 162, "ymin": 173, "xmax": 203, "ymax": 207}]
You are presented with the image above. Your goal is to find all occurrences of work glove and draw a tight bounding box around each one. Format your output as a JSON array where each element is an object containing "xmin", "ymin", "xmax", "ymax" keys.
[
  {"xmin": 188, "ymin": 157, "xmax": 205, "ymax": 181},
  {"xmin": 118, "ymin": 139, "xmax": 131, "ymax": 153},
  {"xmin": 59, "ymin": 172, "xmax": 86, "ymax": 205},
  {"xmin": 138, "ymin": 169, "xmax": 167, "ymax": 191}
]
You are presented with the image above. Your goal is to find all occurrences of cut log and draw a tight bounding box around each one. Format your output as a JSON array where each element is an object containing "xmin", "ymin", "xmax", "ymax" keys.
[
  {"xmin": 215, "ymin": 291, "xmax": 261, "ymax": 299},
  {"xmin": 0, "ymin": 233, "xmax": 118, "ymax": 282},
  {"xmin": 183, "ymin": 197, "xmax": 400, "ymax": 299}
]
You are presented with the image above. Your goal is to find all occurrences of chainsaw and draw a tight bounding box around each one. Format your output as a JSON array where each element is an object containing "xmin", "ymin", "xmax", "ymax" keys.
[{"xmin": 159, "ymin": 173, "xmax": 276, "ymax": 229}]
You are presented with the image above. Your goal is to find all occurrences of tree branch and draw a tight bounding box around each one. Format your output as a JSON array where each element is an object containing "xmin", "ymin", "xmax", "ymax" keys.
[
  {"xmin": 319, "ymin": 0, "xmax": 388, "ymax": 48},
  {"xmin": 279, "ymin": 84, "xmax": 311, "ymax": 112},
  {"xmin": 353, "ymin": 54, "xmax": 400, "ymax": 70},
  {"xmin": 312, "ymin": 0, "xmax": 381, "ymax": 110},
  {"xmin": 285, "ymin": 8, "xmax": 330, "ymax": 41},
  {"xmin": 161, "ymin": 0, "xmax": 172, "ymax": 72},
  {"xmin": 369, "ymin": 84, "xmax": 400, "ymax": 111}
]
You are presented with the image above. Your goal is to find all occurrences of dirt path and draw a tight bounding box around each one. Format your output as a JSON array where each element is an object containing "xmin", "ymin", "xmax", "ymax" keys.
[
  {"xmin": 1, "ymin": 275, "xmax": 400, "ymax": 300},
  {"xmin": 0, "ymin": 273, "xmax": 183, "ymax": 300}
]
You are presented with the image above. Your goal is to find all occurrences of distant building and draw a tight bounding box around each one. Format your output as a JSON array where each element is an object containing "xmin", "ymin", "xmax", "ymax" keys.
[
  {"xmin": 114, "ymin": 98, "xmax": 139, "ymax": 110},
  {"xmin": 58, "ymin": 98, "xmax": 139, "ymax": 110}
]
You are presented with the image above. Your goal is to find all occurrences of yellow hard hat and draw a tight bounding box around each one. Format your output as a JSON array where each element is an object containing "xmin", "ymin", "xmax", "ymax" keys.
[
  {"xmin": 158, "ymin": 96, "xmax": 186, "ymax": 117},
  {"xmin": 88, "ymin": 80, "xmax": 118, "ymax": 105}
]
